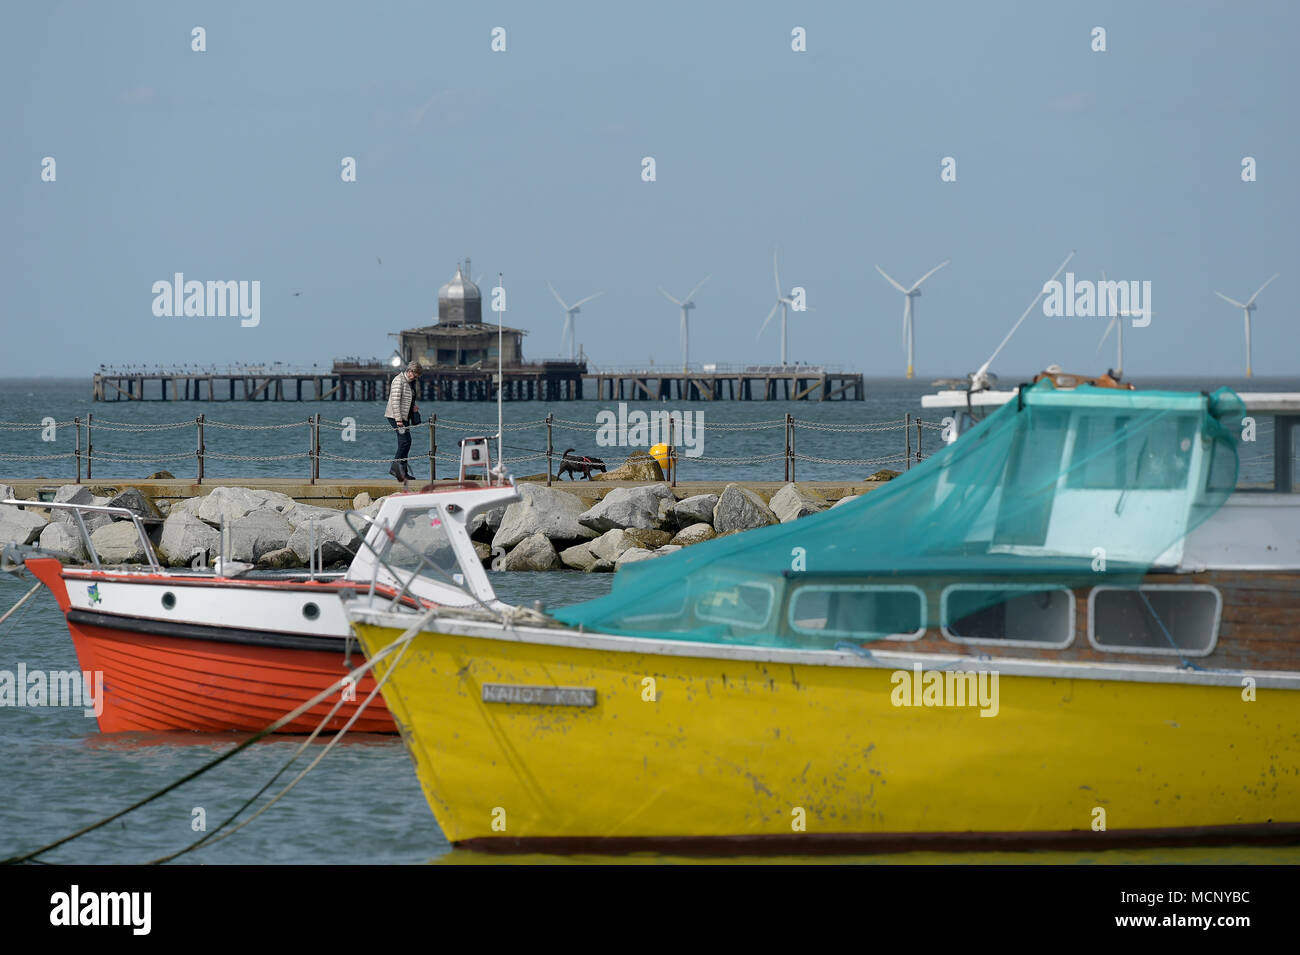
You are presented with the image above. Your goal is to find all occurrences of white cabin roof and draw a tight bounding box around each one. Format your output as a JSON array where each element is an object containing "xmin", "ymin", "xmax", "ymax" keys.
[{"xmin": 922, "ymin": 390, "xmax": 1300, "ymax": 414}]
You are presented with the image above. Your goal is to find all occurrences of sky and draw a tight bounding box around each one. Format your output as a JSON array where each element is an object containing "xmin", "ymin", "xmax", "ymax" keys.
[{"xmin": 1, "ymin": 0, "xmax": 1296, "ymax": 380}]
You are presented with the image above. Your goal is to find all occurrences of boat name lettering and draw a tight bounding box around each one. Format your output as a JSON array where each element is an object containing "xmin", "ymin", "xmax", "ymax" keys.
[{"xmin": 481, "ymin": 684, "xmax": 597, "ymax": 707}]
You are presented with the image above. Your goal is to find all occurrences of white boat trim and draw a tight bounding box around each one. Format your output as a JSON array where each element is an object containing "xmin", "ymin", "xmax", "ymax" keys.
[
  {"xmin": 348, "ymin": 605, "xmax": 1300, "ymax": 691},
  {"xmin": 922, "ymin": 390, "xmax": 1300, "ymax": 414}
]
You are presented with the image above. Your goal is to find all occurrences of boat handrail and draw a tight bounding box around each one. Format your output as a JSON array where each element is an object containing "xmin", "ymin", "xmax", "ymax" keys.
[{"xmin": 2, "ymin": 498, "xmax": 162, "ymax": 573}]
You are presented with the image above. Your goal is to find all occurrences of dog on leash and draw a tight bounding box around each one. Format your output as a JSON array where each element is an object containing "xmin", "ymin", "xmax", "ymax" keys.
[{"xmin": 559, "ymin": 448, "xmax": 607, "ymax": 480}]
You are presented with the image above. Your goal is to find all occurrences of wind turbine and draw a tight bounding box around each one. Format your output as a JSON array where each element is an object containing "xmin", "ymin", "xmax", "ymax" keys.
[
  {"xmin": 1215, "ymin": 274, "xmax": 1279, "ymax": 378},
  {"xmin": 658, "ymin": 275, "xmax": 711, "ymax": 372},
  {"xmin": 757, "ymin": 250, "xmax": 810, "ymax": 366},
  {"xmin": 547, "ymin": 282, "xmax": 604, "ymax": 361},
  {"xmin": 874, "ymin": 259, "xmax": 950, "ymax": 379}
]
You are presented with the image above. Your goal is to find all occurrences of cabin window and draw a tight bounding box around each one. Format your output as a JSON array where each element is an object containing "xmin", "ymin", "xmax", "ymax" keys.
[
  {"xmin": 1205, "ymin": 438, "xmax": 1237, "ymax": 493},
  {"xmin": 1066, "ymin": 414, "xmax": 1197, "ymax": 490},
  {"xmin": 941, "ymin": 585, "xmax": 1075, "ymax": 648},
  {"xmin": 695, "ymin": 581, "xmax": 774, "ymax": 630},
  {"xmin": 1088, "ymin": 585, "xmax": 1220, "ymax": 656},
  {"xmin": 614, "ymin": 589, "xmax": 689, "ymax": 628},
  {"xmin": 994, "ymin": 410, "xmax": 1070, "ymax": 545},
  {"xmin": 787, "ymin": 585, "xmax": 926, "ymax": 641},
  {"xmin": 382, "ymin": 508, "xmax": 462, "ymax": 581}
]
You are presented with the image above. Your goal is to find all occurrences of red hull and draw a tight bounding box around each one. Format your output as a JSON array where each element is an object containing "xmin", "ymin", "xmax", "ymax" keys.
[
  {"xmin": 25, "ymin": 557, "xmax": 394, "ymax": 734},
  {"xmin": 65, "ymin": 617, "xmax": 395, "ymax": 734}
]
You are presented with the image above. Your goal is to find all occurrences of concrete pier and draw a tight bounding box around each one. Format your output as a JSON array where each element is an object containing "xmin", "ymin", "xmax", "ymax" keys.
[{"xmin": 91, "ymin": 362, "xmax": 865, "ymax": 402}]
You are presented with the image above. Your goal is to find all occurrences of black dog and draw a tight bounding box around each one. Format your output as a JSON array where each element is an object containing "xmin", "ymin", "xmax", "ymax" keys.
[{"xmin": 559, "ymin": 448, "xmax": 607, "ymax": 480}]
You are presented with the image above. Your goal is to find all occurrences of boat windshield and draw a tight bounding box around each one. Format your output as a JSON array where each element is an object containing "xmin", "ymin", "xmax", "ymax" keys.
[
  {"xmin": 553, "ymin": 381, "xmax": 1244, "ymax": 647},
  {"xmin": 379, "ymin": 506, "xmax": 463, "ymax": 584}
]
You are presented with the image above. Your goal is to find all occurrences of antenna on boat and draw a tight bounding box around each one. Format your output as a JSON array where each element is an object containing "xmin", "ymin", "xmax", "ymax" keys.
[
  {"xmin": 1097, "ymin": 270, "xmax": 1124, "ymax": 379},
  {"xmin": 495, "ymin": 270, "xmax": 505, "ymax": 486},
  {"xmin": 970, "ymin": 250, "xmax": 1075, "ymax": 391}
]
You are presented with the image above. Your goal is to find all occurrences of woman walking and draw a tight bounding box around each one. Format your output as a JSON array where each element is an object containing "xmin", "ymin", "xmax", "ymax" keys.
[{"xmin": 385, "ymin": 361, "xmax": 423, "ymax": 486}]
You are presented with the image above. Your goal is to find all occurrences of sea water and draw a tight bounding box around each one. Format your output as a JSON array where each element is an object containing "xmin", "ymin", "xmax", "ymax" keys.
[
  {"xmin": 2, "ymin": 376, "xmax": 1298, "ymax": 863},
  {"xmin": 2, "ymin": 376, "xmax": 1291, "ymax": 485}
]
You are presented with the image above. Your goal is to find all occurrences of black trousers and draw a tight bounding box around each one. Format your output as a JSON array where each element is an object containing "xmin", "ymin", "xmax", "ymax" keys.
[{"xmin": 387, "ymin": 417, "xmax": 412, "ymax": 475}]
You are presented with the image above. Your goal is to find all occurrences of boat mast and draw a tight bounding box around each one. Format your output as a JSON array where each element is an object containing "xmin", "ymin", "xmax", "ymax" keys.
[{"xmin": 496, "ymin": 271, "xmax": 504, "ymax": 485}]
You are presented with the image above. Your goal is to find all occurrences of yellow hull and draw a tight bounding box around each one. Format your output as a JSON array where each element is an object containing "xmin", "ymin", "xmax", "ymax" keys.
[{"xmin": 355, "ymin": 618, "xmax": 1300, "ymax": 849}]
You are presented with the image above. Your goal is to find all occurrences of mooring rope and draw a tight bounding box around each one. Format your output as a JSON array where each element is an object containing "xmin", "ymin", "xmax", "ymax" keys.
[
  {"xmin": 0, "ymin": 582, "xmax": 43, "ymax": 635},
  {"xmin": 0, "ymin": 606, "xmax": 434, "ymax": 865},
  {"xmin": 145, "ymin": 687, "xmax": 355, "ymax": 864},
  {"xmin": 145, "ymin": 634, "xmax": 415, "ymax": 864}
]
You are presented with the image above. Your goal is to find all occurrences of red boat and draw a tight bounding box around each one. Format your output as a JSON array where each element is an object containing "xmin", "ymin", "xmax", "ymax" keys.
[{"xmin": 3, "ymin": 476, "xmax": 519, "ymax": 734}]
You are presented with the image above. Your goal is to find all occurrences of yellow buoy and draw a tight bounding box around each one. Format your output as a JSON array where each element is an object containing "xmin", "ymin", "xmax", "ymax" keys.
[{"xmin": 650, "ymin": 443, "xmax": 671, "ymax": 474}]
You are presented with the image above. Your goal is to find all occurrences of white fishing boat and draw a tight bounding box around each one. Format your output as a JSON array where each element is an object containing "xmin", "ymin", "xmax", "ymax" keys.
[{"xmin": 1, "ymin": 439, "xmax": 517, "ymax": 733}]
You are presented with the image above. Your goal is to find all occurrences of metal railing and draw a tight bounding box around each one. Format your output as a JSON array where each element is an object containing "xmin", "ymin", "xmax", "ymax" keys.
[
  {"xmin": 1, "ymin": 499, "xmax": 162, "ymax": 571},
  {"xmin": 95, "ymin": 363, "xmax": 327, "ymax": 377},
  {"xmin": 0, "ymin": 412, "xmax": 943, "ymax": 486}
]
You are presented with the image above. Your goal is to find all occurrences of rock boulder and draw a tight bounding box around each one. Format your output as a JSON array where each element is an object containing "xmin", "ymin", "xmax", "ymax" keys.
[
  {"xmin": 588, "ymin": 529, "xmax": 633, "ymax": 564},
  {"xmin": 90, "ymin": 521, "xmax": 148, "ymax": 564},
  {"xmin": 502, "ymin": 532, "xmax": 560, "ymax": 571},
  {"xmin": 670, "ymin": 493, "xmax": 718, "ymax": 528},
  {"xmin": 157, "ymin": 512, "xmax": 221, "ymax": 567},
  {"xmin": 168, "ymin": 496, "xmax": 207, "ymax": 519},
  {"xmin": 592, "ymin": 452, "xmax": 664, "ymax": 482},
  {"xmin": 670, "ymin": 522, "xmax": 716, "ymax": 546},
  {"xmin": 38, "ymin": 521, "xmax": 87, "ymax": 562},
  {"xmin": 0, "ymin": 506, "xmax": 47, "ymax": 546},
  {"xmin": 614, "ymin": 547, "xmax": 666, "ymax": 568},
  {"xmin": 622, "ymin": 527, "xmax": 674, "ymax": 549},
  {"xmin": 104, "ymin": 487, "xmax": 159, "ymax": 519},
  {"xmin": 229, "ymin": 510, "xmax": 293, "ymax": 562},
  {"xmin": 578, "ymin": 484, "xmax": 675, "ymax": 532},
  {"xmin": 288, "ymin": 514, "xmax": 361, "ymax": 566},
  {"xmin": 196, "ymin": 486, "xmax": 270, "ymax": 525},
  {"xmin": 255, "ymin": 547, "xmax": 302, "ymax": 570},
  {"xmin": 559, "ymin": 541, "xmax": 600, "ymax": 572},
  {"xmin": 282, "ymin": 502, "xmax": 345, "ymax": 530},
  {"xmin": 712, "ymin": 484, "xmax": 778, "ymax": 533},
  {"xmin": 50, "ymin": 485, "xmax": 113, "ymax": 535},
  {"xmin": 469, "ymin": 502, "xmax": 508, "ymax": 540},
  {"xmin": 492, "ymin": 485, "xmax": 595, "ymax": 550},
  {"xmin": 769, "ymin": 483, "xmax": 829, "ymax": 523}
]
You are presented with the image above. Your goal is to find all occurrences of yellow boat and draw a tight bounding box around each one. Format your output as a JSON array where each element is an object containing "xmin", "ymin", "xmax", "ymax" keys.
[
  {"xmin": 351, "ymin": 608, "xmax": 1300, "ymax": 852},
  {"xmin": 348, "ymin": 382, "xmax": 1300, "ymax": 852}
]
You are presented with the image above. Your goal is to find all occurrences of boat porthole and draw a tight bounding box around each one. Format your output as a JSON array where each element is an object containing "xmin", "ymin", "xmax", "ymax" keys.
[
  {"xmin": 161, "ymin": 592, "xmax": 176, "ymax": 610},
  {"xmin": 303, "ymin": 602, "xmax": 320, "ymax": 621}
]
